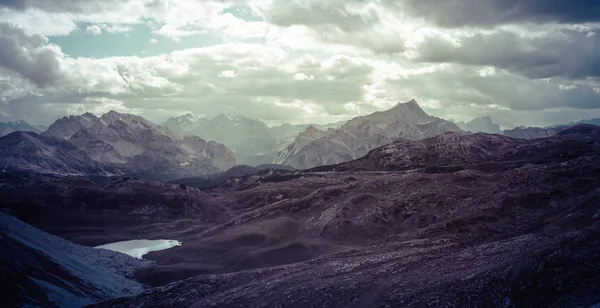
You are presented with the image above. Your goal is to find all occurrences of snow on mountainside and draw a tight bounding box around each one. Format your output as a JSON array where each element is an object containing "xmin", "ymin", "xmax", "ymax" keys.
[
  {"xmin": 0, "ymin": 131, "xmax": 117, "ymax": 175},
  {"xmin": 0, "ymin": 212, "xmax": 148, "ymax": 307},
  {"xmin": 456, "ymin": 116, "xmax": 502, "ymax": 134},
  {"xmin": 274, "ymin": 100, "xmax": 462, "ymax": 169},
  {"xmin": 1, "ymin": 111, "xmax": 236, "ymax": 180}
]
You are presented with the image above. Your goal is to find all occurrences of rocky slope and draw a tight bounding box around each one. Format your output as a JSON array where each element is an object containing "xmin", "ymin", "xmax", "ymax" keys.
[
  {"xmin": 32, "ymin": 111, "xmax": 236, "ymax": 180},
  {"xmin": 0, "ymin": 212, "xmax": 149, "ymax": 307},
  {"xmin": 3, "ymin": 125, "xmax": 600, "ymax": 307},
  {"xmin": 170, "ymin": 163, "xmax": 295, "ymax": 189},
  {"xmin": 0, "ymin": 131, "xmax": 117, "ymax": 175},
  {"xmin": 456, "ymin": 116, "xmax": 502, "ymax": 134},
  {"xmin": 274, "ymin": 100, "xmax": 461, "ymax": 169}
]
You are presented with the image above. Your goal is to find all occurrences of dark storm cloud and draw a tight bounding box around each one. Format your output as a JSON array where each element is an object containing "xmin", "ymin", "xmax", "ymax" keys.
[
  {"xmin": 0, "ymin": 23, "xmax": 63, "ymax": 87},
  {"xmin": 415, "ymin": 29, "xmax": 600, "ymax": 79},
  {"xmin": 398, "ymin": 0, "xmax": 600, "ymax": 27}
]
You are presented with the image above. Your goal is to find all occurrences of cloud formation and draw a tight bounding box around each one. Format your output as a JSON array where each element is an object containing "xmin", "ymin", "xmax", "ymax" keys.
[
  {"xmin": 398, "ymin": 0, "xmax": 600, "ymax": 27},
  {"xmin": 0, "ymin": 0, "xmax": 599, "ymax": 128},
  {"xmin": 0, "ymin": 23, "xmax": 63, "ymax": 87}
]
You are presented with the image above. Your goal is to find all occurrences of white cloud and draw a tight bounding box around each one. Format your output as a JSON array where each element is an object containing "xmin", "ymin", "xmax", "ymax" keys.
[
  {"xmin": 0, "ymin": 23, "xmax": 64, "ymax": 87},
  {"xmin": 293, "ymin": 73, "xmax": 314, "ymax": 81},
  {"xmin": 100, "ymin": 24, "xmax": 133, "ymax": 33},
  {"xmin": 149, "ymin": 38, "xmax": 158, "ymax": 44},
  {"xmin": 153, "ymin": 24, "xmax": 204, "ymax": 41},
  {"xmin": 86, "ymin": 25, "xmax": 102, "ymax": 35},
  {"xmin": 218, "ymin": 70, "xmax": 237, "ymax": 78}
]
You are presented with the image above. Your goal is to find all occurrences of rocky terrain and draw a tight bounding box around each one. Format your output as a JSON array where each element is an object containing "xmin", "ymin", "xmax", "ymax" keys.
[
  {"xmin": 0, "ymin": 131, "xmax": 118, "ymax": 175},
  {"xmin": 1, "ymin": 111, "xmax": 237, "ymax": 181},
  {"xmin": 456, "ymin": 116, "xmax": 502, "ymax": 134},
  {"xmin": 274, "ymin": 100, "xmax": 461, "ymax": 169},
  {"xmin": 170, "ymin": 164, "xmax": 295, "ymax": 189},
  {"xmin": 0, "ymin": 212, "xmax": 149, "ymax": 307},
  {"xmin": 1, "ymin": 124, "xmax": 599, "ymax": 307}
]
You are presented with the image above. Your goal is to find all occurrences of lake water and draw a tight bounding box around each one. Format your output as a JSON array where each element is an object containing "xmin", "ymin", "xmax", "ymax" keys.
[{"xmin": 95, "ymin": 239, "xmax": 182, "ymax": 259}]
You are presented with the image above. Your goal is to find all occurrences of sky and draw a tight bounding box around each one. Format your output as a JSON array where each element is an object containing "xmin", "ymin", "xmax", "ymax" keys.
[{"xmin": 0, "ymin": 0, "xmax": 599, "ymax": 128}]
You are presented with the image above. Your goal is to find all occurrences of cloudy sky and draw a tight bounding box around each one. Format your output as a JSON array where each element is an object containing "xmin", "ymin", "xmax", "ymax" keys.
[{"xmin": 0, "ymin": 0, "xmax": 599, "ymax": 128}]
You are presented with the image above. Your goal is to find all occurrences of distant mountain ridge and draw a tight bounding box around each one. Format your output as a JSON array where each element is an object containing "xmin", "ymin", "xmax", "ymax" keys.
[
  {"xmin": 163, "ymin": 113, "xmax": 345, "ymax": 166},
  {"xmin": 273, "ymin": 100, "xmax": 462, "ymax": 169},
  {"xmin": 1, "ymin": 111, "xmax": 236, "ymax": 180},
  {"xmin": 0, "ymin": 120, "xmax": 44, "ymax": 137},
  {"xmin": 456, "ymin": 116, "xmax": 502, "ymax": 134}
]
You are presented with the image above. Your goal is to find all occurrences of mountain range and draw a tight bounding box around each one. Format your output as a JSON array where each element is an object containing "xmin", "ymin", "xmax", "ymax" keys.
[
  {"xmin": 273, "ymin": 100, "xmax": 462, "ymax": 169},
  {"xmin": 163, "ymin": 113, "xmax": 344, "ymax": 166},
  {"xmin": 1, "ymin": 111, "xmax": 236, "ymax": 180},
  {"xmin": 3, "ymin": 101, "xmax": 600, "ymax": 181}
]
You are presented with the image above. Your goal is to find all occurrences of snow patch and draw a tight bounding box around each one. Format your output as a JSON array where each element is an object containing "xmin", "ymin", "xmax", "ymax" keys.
[{"xmin": 96, "ymin": 239, "xmax": 182, "ymax": 259}]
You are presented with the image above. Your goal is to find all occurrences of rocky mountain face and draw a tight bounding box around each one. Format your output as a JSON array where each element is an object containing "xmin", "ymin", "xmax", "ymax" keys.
[
  {"xmin": 274, "ymin": 100, "xmax": 462, "ymax": 169},
  {"xmin": 1, "ymin": 111, "xmax": 237, "ymax": 180},
  {"xmin": 456, "ymin": 116, "xmax": 502, "ymax": 134},
  {"xmin": 0, "ymin": 131, "xmax": 117, "ymax": 175},
  {"xmin": 163, "ymin": 113, "xmax": 346, "ymax": 166},
  {"xmin": 3, "ymin": 125, "xmax": 600, "ymax": 307},
  {"xmin": 0, "ymin": 120, "xmax": 44, "ymax": 137}
]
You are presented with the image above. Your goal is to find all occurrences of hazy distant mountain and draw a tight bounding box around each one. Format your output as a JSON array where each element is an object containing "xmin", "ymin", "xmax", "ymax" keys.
[
  {"xmin": 163, "ymin": 113, "xmax": 276, "ymax": 166},
  {"xmin": 503, "ymin": 125, "xmax": 568, "ymax": 139},
  {"xmin": 502, "ymin": 117, "xmax": 600, "ymax": 139},
  {"xmin": 273, "ymin": 100, "xmax": 461, "ymax": 169},
  {"xmin": 0, "ymin": 120, "xmax": 44, "ymax": 137},
  {"xmin": 30, "ymin": 111, "xmax": 236, "ymax": 180},
  {"xmin": 273, "ymin": 126, "xmax": 331, "ymax": 166},
  {"xmin": 456, "ymin": 116, "xmax": 502, "ymax": 134},
  {"xmin": 163, "ymin": 113, "xmax": 345, "ymax": 166}
]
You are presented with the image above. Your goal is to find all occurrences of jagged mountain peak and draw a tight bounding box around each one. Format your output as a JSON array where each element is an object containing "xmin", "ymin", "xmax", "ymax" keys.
[
  {"xmin": 394, "ymin": 99, "xmax": 420, "ymax": 109},
  {"xmin": 274, "ymin": 101, "xmax": 460, "ymax": 169}
]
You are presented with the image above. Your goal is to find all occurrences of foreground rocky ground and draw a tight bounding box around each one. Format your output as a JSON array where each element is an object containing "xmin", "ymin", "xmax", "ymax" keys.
[{"xmin": 2, "ymin": 126, "xmax": 600, "ymax": 307}]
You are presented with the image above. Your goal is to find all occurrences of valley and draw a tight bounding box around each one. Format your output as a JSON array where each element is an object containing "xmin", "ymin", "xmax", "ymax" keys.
[{"xmin": 2, "ymin": 123, "xmax": 600, "ymax": 307}]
